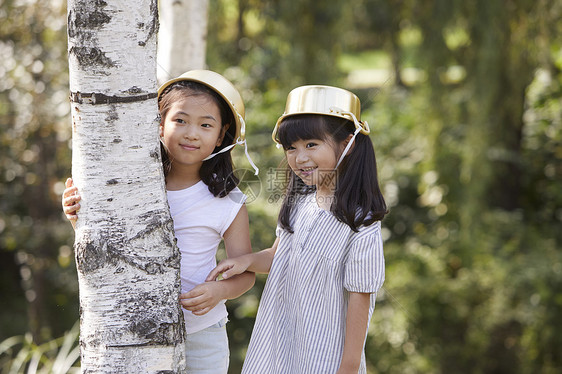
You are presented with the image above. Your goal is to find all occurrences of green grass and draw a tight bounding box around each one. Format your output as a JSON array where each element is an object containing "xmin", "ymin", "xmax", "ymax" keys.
[{"xmin": 0, "ymin": 323, "xmax": 80, "ymax": 374}]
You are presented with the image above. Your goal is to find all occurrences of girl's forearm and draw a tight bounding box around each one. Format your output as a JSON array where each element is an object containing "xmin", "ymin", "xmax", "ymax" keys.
[
  {"xmin": 246, "ymin": 247, "xmax": 276, "ymax": 274},
  {"xmin": 216, "ymin": 271, "xmax": 255, "ymax": 300},
  {"xmin": 338, "ymin": 292, "xmax": 371, "ymax": 372}
]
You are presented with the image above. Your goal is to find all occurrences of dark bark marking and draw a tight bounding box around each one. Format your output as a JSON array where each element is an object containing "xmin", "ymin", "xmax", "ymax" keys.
[
  {"xmin": 68, "ymin": 46, "xmax": 115, "ymax": 69},
  {"xmin": 67, "ymin": 4, "xmax": 109, "ymax": 39},
  {"xmin": 130, "ymin": 317, "xmax": 158, "ymax": 337},
  {"xmin": 75, "ymin": 234, "xmax": 171, "ymax": 276},
  {"xmin": 150, "ymin": 0, "xmax": 159, "ymax": 37},
  {"xmin": 146, "ymin": 322, "xmax": 184, "ymax": 345},
  {"xmin": 75, "ymin": 237, "xmax": 112, "ymax": 273},
  {"xmin": 68, "ymin": 7, "xmax": 111, "ymax": 34},
  {"xmin": 106, "ymin": 179, "xmax": 118, "ymax": 185},
  {"xmin": 128, "ymin": 319, "xmax": 184, "ymax": 346},
  {"xmin": 130, "ymin": 214, "xmax": 173, "ymax": 242},
  {"xmin": 143, "ymin": 262, "xmax": 163, "ymax": 275},
  {"xmin": 67, "ymin": 1, "xmax": 113, "ymax": 69},
  {"xmin": 125, "ymin": 86, "xmax": 142, "ymax": 94},
  {"xmin": 140, "ymin": 217, "xmax": 178, "ymax": 264},
  {"xmin": 105, "ymin": 106, "xmax": 119, "ymax": 123},
  {"xmin": 137, "ymin": 0, "xmax": 159, "ymax": 47},
  {"xmin": 118, "ymin": 289, "xmax": 185, "ymax": 345},
  {"xmin": 74, "ymin": 215, "xmax": 178, "ymax": 276}
]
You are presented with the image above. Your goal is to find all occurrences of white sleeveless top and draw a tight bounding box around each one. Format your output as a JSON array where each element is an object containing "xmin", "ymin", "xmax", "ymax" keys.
[{"xmin": 167, "ymin": 180, "xmax": 246, "ymax": 334}]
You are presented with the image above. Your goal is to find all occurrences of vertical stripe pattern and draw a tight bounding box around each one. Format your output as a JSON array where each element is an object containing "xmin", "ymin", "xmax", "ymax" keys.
[{"xmin": 242, "ymin": 194, "xmax": 385, "ymax": 374}]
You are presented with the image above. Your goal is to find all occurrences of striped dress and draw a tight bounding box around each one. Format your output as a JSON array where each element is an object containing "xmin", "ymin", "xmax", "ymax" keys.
[{"xmin": 242, "ymin": 193, "xmax": 385, "ymax": 374}]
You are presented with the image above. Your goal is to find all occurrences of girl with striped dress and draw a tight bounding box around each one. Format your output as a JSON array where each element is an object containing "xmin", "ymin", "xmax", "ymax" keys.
[{"xmin": 207, "ymin": 85, "xmax": 388, "ymax": 373}]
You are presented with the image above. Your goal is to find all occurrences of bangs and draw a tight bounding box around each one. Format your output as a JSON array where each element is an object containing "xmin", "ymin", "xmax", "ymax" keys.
[
  {"xmin": 159, "ymin": 81, "xmax": 236, "ymax": 145},
  {"xmin": 277, "ymin": 115, "xmax": 331, "ymax": 149}
]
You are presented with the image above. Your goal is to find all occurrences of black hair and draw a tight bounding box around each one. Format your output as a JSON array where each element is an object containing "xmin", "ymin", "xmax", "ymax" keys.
[
  {"xmin": 277, "ymin": 114, "xmax": 387, "ymax": 232},
  {"xmin": 158, "ymin": 81, "xmax": 238, "ymax": 197}
]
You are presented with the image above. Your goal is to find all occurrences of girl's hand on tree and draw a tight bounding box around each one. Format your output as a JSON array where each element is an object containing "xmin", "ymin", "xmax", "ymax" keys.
[
  {"xmin": 179, "ymin": 282, "xmax": 225, "ymax": 316},
  {"xmin": 206, "ymin": 256, "xmax": 251, "ymax": 281},
  {"xmin": 62, "ymin": 178, "xmax": 81, "ymax": 227}
]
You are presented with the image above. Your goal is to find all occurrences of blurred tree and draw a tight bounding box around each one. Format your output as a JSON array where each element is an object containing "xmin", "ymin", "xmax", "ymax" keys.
[
  {"xmin": 0, "ymin": 0, "xmax": 77, "ymax": 343},
  {"xmin": 67, "ymin": 0, "xmax": 185, "ymax": 371},
  {"xmin": 344, "ymin": 0, "xmax": 414, "ymax": 86},
  {"xmin": 158, "ymin": 0, "xmax": 209, "ymax": 83},
  {"xmin": 363, "ymin": 0, "xmax": 562, "ymax": 372}
]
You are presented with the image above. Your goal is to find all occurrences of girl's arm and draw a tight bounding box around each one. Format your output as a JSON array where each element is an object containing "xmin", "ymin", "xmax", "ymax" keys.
[
  {"xmin": 180, "ymin": 205, "xmax": 256, "ymax": 316},
  {"xmin": 337, "ymin": 292, "xmax": 371, "ymax": 374},
  {"xmin": 206, "ymin": 236, "xmax": 279, "ymax": 281}
]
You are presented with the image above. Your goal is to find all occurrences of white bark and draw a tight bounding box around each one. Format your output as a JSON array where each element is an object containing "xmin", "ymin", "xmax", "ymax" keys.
[
  {"xmin": 67, "ymin": 0, "xmax": 186, "ymax": 372},
  {"xmin": 157, "ymin": 0, "xmax": 209, "ymax": 83}
]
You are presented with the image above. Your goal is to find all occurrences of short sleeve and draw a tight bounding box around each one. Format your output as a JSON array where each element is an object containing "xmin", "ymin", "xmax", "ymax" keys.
[
  {"xmin": 344, "ymin": 223, "xmax": 385, "ymax": 294},
  {"xmin": 219, "ymin": 190, "xmax": 247, "ymax": 237}
]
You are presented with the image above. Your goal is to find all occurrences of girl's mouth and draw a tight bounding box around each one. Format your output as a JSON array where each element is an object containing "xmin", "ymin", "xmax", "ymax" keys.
[
  {"xmin": 299, "ymin": 166, "xmax": 317, "ymax": 176},
  {"xmin": 180, "ymin": 144, "xmax": 199, "ymax": 151}
]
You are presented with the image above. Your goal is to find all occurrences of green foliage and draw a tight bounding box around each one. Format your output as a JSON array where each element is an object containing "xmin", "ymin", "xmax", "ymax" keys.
[
  {"xmin": 0, "ymin": 0, "xmax": 77, "ymax": 343},
  {"xmin": 208, "ymin": 0, "xmax": 347, "ymax": 91}
]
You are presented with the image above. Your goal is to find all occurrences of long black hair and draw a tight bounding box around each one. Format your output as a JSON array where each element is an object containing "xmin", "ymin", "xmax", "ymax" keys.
[
  {"xmin": 158, "ymin": 81, "xmax": 238, "ymax": 197},
  {"xmin": 277, "ymin": 114, "xmax": 387, "ymax": 232}
]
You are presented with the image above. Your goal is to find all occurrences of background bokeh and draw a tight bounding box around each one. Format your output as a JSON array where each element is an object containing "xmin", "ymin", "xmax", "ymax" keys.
[{"xmin": 1, "ymin": 0, "xmax": 561, "ymax": 373}]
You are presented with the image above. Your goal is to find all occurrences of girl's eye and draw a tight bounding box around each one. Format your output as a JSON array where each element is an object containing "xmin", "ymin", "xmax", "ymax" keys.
[
  {"xmin": 306, "ymin": 142, "xmax": 317, "ymax": 148},
  {"xmin": 201, "ymin": 123, "xmax": 212, "ymax": 128},
  {"xmin": 285, "ymin": 145, "xmax": 296, "ymax": 151},
  {"xmin": 174, "ymin": 118, "xmax": 186, "ymax": 124}
]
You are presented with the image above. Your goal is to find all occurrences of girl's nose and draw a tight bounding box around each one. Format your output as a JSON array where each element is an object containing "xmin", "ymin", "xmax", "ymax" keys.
[
  {"xmin": 295, "ymin": 150, "xmax": 309, "ymax": 163},
  {"xmin": 184, "ymin": 124, "xmax": 199, "ymax": 140}
]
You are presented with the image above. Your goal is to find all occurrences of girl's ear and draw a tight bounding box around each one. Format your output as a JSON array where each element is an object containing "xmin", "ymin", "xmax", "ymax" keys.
[
  {"xmin": 340, "ymin": 133, "xmax": 355, "ymax": 156},
  {"xmin": 217, "ymin": 123, "xmax": 231, "ymax": 146},
  {"xmin": 159, "ymin": 122, "xmax": 164, "ymax": 138}
]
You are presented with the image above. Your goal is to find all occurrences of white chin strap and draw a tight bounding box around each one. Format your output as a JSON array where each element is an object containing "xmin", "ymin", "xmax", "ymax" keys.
[
  {"xmin": 202, "ymin": 113, "xmax": 259, "ymax": 175},
  {"xmin": 336, "ymin": 126, "xmax": 361, "ymax": 169},
  {"xmin": 331, "ymin": 107, "xmax": 365, "ymax": 169},
  {"xmin": 203, "ymin": 137, "xmax": 259, "ymax": 176}
]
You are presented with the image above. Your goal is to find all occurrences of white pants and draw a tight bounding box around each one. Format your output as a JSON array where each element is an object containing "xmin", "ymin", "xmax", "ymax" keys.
[{"xmin": 185, "ymin": 318, "xmax": 229, "ymax": 374}]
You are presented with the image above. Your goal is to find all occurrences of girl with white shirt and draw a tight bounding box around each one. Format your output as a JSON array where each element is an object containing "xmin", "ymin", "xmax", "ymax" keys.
[
  {"xmin": 62, "ymin": 70, "xmax": 256, "ymax": 373},
  {"xmin": 208, "ymin": 85, "xmax": 388, "ymax": 374}
]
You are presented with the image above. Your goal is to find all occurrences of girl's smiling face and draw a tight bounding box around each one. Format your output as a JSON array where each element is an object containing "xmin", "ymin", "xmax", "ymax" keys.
[
  {"xmin": 160, "ymin": 94, "xmax": 227, "ymax": 172},
  {"xmin": 285, "ymin": 137, "xmax": 341, "ymax": 192}
]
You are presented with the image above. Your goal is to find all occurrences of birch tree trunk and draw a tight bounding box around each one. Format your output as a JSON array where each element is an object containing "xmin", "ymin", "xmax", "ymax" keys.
[
  {"xmin": 157, "ymin": 0, "xmax": 209, "ymax": 82},
  {"xmin": 67, "ymin": 0, "xmax": 186, "ymax": 372}
]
